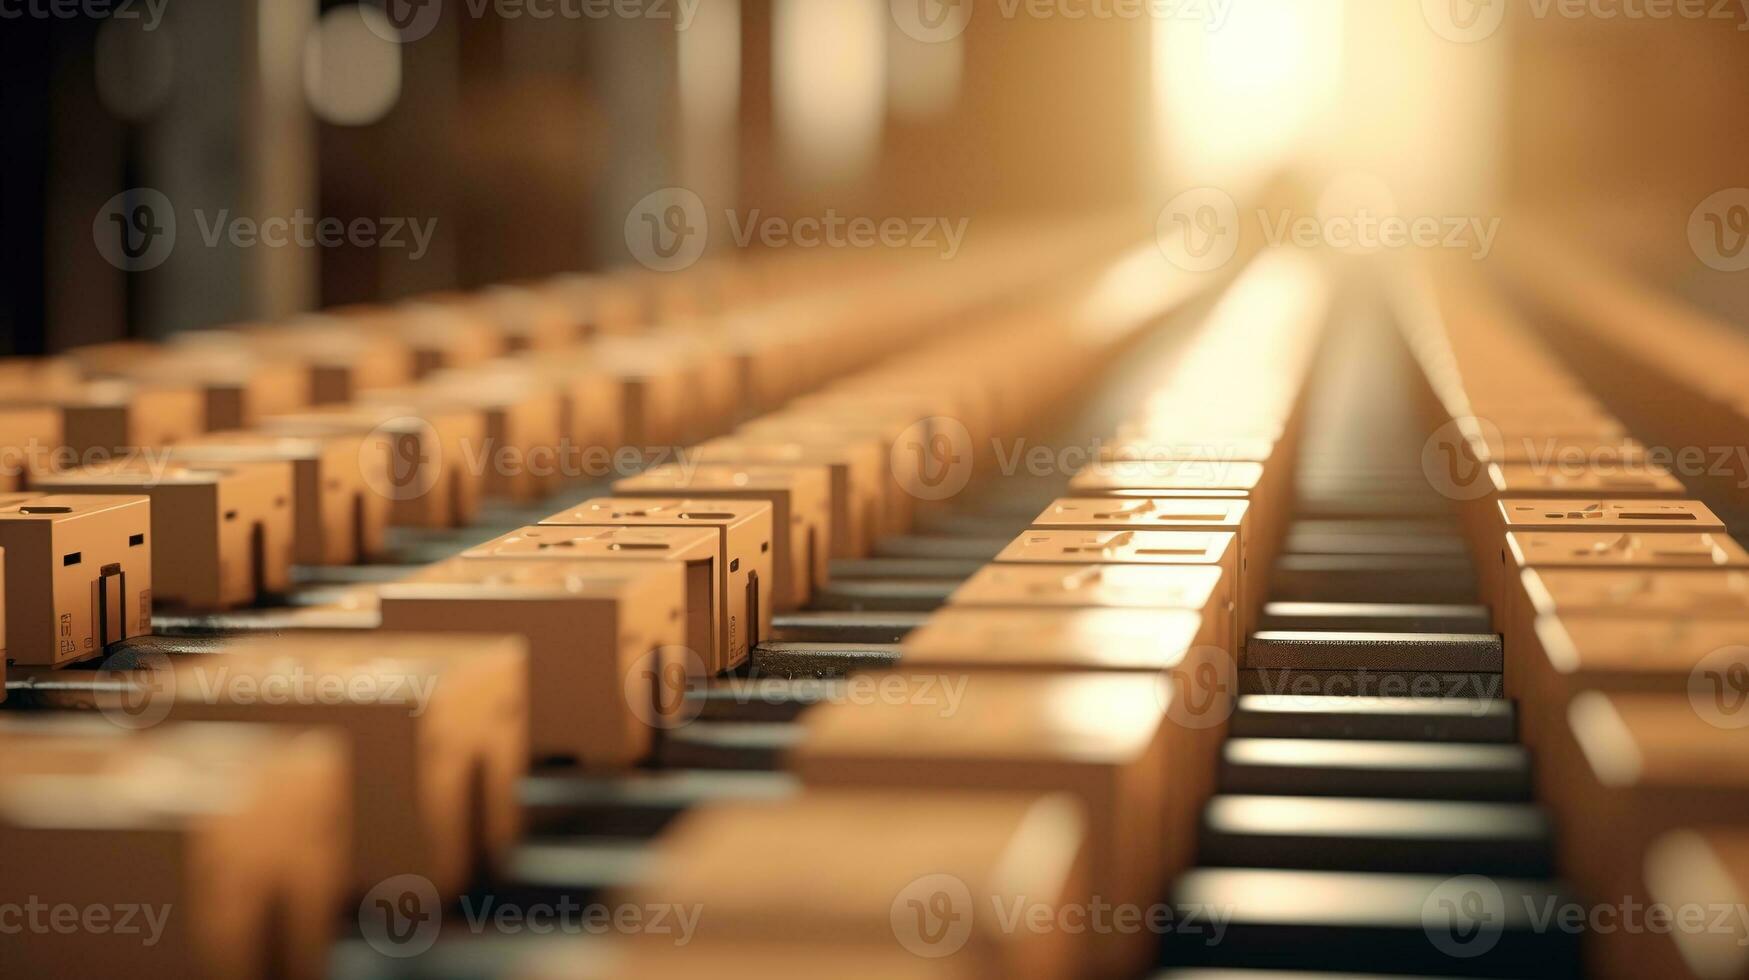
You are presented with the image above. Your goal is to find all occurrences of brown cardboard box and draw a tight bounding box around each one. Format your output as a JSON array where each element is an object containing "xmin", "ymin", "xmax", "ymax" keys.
[
  {"xmin": 76, "ymin": 342, "xmax": 312, "ymax": 431},
  {"xmin": 1066, "ymin": 460, "xmax": 1275, "ymax": 565},
  {"xmin": 540, "ymin": 498, "xmax": 774, "ymax": 672},
  {"xmin": 1553, "ymin": 694, "xmax": 1749, "ymax": 917},
  {"xmin": 35, "ymin": 461, "xmax": 294, "ymax": 610},
  {"xmin": 793, "ymin": 672, "xmax": 1179, "ymax": 976},
  {"xmin": 1508, "ymin": 568, "xmax": 1749, "ymax": 695},
  {"xmin": 0, "ymin": 404, "xmax": 62, "ymax": 490},
  {"xmin": 614, "ymin": 464, "xmax": 830, "ymax": 611},
  {"xmin": 619, "ymin": 791, "xmax": 1089, "ymax": 980},
  {"xmin": 526, "ymin": 941, "xmax": 990, "ymax": 980},
  {"xmin": 464, "ymin": 525, "xmax": 727, "ymax": 675},
  {"xmin": 1520, "ymin": 568, "xmax": 1749, "ymax": 619},
  {"xmin": 174, "ymin": 430, "xmax": 391, "ymax": 565},
  {"xmin": 56, "ymin": 380, "xmax": 206, "ymax": 455},
  {"xmin": 735, "ymin": 413, "xmax": 918, "ymax": 537},
  {"xmin": 640, "ymin": 330, "xmax": 743, "ymax": 443},
  {"xmin": 1066, "ymin": 458, "xmax": 1264, "ymax": 497},
  {"xmin": 406, "ymin": 371, "xmax": 567, "ymax": 502},
  {"xmin": 505, "ymin": 356, "xmax": 626, "ymax": 457},
  {"xmin": 996, "ymin": 529, "xmax": 1241, "ymax": 659},
  {"xmin": 1497, "ymin": 530, "xmax": 1749, "ymax": 680},
  {"xmin": 240, "ymin": 317, "xmax": 414, "ymax": 404},
  {"xmin": 900, "ymin": 605, "xmax": 1230, "ymax": 810},
  {"xmin": 694, "ymin": 437, "xmax": 886, "ymax": 558},
  {"xmin": 1093, "ymin": 439, "xmax": 1288, "ymax": 562},
  {"xmin": 0, "ymin": 716, "xmax": 349, "ymax": 980},
  {"xmin": 133, "ymin": 632, "xmax": 527, "ymax": 896},
  {"xmin": 386, "ymin": 303, "xmax": 506, "ymax": 377},
  {"xmin": 369, "ymin": 399, "xmax": 490, "ymax": 528},
  {"xmin": 1486, "ymin": 461, "xmax": 1687, "ymax": 499},
  {"xmin": 1031, "ymin": 497, "xmax": 1259, "ymax": 643},
  {"xmin": 1636, "ymin": 828, "xmax": 1749, "ymax": 980},
  {"xmin": 379, "ymin": 558, "xmax": 688, "ymax": 766},
  {"xmin": 949, "ymin": 563, "xmax": 1232, "ymax": 655},
  {"xmin": 0, "ymin": 355, "xmax": 80, "ymax": 395},
  {"xmin": 0, "ymin": 493, "xmax": 151, "ymax": 664},
  {"xmin": 589, "ymin": 343, "xmax": 691, "ymax": 448},
  {"xmin": 262, "ymin": 404, "xmax": 487, "ymax": 529},
  {"xmin": 470, "ymin": 285, "xmax": 581, "ymax": 352},
  {"xmin": 1522, "ymin": 615, "xmax": 1749, "ymax": 777},
  {"xmin": 1478, "ymin": 498, "xmax": 1727, "ymax": 621}
]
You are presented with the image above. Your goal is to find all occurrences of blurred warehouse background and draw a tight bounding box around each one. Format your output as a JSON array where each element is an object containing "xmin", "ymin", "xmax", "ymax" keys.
[{"xmin": 2, "ymin": 0, "xmax": 1747, "ymax": 353}]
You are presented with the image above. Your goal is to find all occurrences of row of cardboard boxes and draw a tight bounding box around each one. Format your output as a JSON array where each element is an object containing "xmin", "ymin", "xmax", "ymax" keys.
[
  {"xmin": 1409, "ymin": 254, "xmax": 1749, "ymax": 979},
  {"xmin": 1497, "ymin": 220, "xmax": 1749, "ymax": 519},
  {"xmin": 0, "ymin": 221, "xmax": 1137, "ymax": 660},
  {"xmin": 553, "ymin": 249, "xmax": 1338, "ymax": 978},
  {"xmin": 0, "ymin": 233, "xmax": 1190, "ymax": 979}
]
